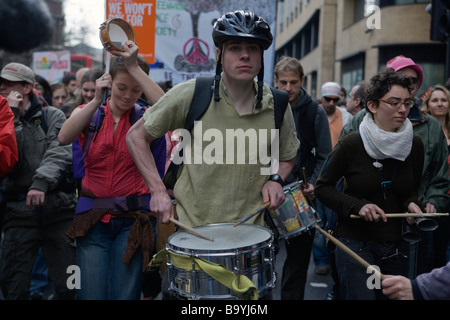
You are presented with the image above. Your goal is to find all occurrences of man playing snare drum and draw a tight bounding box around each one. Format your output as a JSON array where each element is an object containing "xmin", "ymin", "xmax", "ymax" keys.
[
  {"xmin": 124, "ymin": 11, "xmax": 299, "ymax": 229},
  {"xmin": 121, "ymin": 10, "xmax": 299, "ymax": 299}
]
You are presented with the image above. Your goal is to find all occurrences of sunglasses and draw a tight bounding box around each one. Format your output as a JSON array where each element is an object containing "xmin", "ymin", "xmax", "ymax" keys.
[{"xmin": 324, "ymin": 96, "xmax": 340, "ymax": 103}]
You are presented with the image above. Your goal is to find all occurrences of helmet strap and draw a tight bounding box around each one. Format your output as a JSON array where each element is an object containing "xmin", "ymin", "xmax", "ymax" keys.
[
  {"xmin": 256, "ymin": 52, "xmax": 264, "ymax": 109},
  {"xmin": 214, "ymin": 50, "xmax": 222, "ymax": 102}
]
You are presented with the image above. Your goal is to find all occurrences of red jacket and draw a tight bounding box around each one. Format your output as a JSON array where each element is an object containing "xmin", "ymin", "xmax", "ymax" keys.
[{"xmin": 0, "ymin": 95, "xmax": 18, "ymax": 177}]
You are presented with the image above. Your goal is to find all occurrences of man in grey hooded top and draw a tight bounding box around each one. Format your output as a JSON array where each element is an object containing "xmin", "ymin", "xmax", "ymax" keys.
[{"xmin": 274, "ymin": 56, "xmax": 332, "ymax": 300}]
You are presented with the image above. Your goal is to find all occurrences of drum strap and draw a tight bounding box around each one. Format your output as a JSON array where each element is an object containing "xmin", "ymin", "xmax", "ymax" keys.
[{"xmin": 150, "ymin": 249, "xmax": 258, "ymax": 300}]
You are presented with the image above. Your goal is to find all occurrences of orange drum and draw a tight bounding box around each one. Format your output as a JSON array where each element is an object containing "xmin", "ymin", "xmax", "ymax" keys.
[{"xmin": 99, "ymin": 17, "xmax": 136, "ymax": 53}]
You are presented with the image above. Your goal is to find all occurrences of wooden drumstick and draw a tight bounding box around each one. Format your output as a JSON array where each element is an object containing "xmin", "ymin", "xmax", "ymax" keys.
[
  {"xmin": 169, "ymin": 217, "xmax": 214, "ymax": 242},
  {"xmin": 302, "ymin": 167, "xmax": 308, "ymax": 186},
  {"xmin": 234, "ymin": 202, "xmax": 271, "ymax": 227},
  {"xmin": 315, "ymin": 224, "xmax": 385, "ymax": 280},
  {"xmin": 350, "ymin": 213, "xmax": 449, "ymax": 219}
]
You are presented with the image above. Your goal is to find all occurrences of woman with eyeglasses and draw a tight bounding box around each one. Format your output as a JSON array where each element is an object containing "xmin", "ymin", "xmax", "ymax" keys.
[{"xmin": 315, "ymin": 69, "xmax": 425, "ymax": 300}]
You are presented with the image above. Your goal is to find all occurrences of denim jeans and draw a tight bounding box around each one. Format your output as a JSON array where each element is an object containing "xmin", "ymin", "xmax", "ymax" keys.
[
  {"xmin": 30, "ymin": 248, "xmax": 48, "ymax": 293},
  {"xmin": 335, "ymin": 237, "xmax": 409, "ymax": 300},
  {"xmin": 312, "ymin": 199, "xmax": 330, "ymax": 267},
  {"xmin": 76, "ymin": 217, "xmax": 143, "ymax": 300}
]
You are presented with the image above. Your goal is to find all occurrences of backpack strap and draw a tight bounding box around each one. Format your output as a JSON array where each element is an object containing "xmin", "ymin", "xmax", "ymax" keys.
[
  {"xmin": 270, "ymin": 87, "xmax": 289, "ymax": 130},
  {"xmin": 81, "ymin": 106, "xmax": 103, "ymax": 161},
  {"xmin": 185, "ymin": 76, "xmax": 214, "ymax": 132},
  {"xmin": 130, "ymin": 103, "xmax": 147, "ymax": 125},
  {"xmin": 162, "ymin": 76, "xmax": 213, "ymax": 192}
]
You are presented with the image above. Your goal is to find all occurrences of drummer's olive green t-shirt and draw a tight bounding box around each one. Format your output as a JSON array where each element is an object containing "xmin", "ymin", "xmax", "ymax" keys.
[{"xmin": 143, "ymin": 78, "xmax": 299, "ymax": 227}]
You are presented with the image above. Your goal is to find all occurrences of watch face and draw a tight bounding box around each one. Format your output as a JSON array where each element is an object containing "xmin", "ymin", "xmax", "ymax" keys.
[{"xmin": 269, "ymin": 174, "xmax": 283, "ymax": 184}]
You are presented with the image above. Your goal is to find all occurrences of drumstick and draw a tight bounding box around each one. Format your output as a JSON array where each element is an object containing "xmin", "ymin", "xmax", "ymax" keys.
[
  {"xmin": 234, "ymin": 202, "xmax": 271, "ymax": 227},
  {"xmin": 350, "ymin": 213, "xmax": 449, "ymax": 219},
  {"xmin": 315, "ymin": 224, "xmax": 385, "ymax": 280},
  {"xmin": 169, "ymin": 217, "xmax": 214, "ymax": 242},
  {"xmin": 302, "ymin": 167, "xmax": 308, "ymax": 186}
]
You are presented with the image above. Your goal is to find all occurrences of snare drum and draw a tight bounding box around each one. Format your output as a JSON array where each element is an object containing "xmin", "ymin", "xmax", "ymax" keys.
[
  {"xmin": 166, "ymin": 223, "xmax": 276, "ymax": 300},
  {"xmin": 99, "ymin": 17, "xmax": 136, "ymax": 53},
  {"xmin": 269, "ymin": 181, "xmax": 317, "ymax": 240}
]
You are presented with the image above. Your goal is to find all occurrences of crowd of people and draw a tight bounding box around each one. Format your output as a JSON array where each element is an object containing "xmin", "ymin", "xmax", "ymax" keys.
[{"xmin": 0, "ymin": 9, "xmax": 449, "ymax": 301}]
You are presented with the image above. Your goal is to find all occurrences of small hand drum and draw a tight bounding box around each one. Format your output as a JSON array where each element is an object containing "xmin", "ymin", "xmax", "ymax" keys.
[{"xmin": 99, "ymin": 17, "xmax": 136, "ymax": 53}]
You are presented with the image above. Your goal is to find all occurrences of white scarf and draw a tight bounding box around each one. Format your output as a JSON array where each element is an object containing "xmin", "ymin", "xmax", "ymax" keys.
[{"xmin": 359, "ymin": 113, "xmax": 413, "ymax": 161}]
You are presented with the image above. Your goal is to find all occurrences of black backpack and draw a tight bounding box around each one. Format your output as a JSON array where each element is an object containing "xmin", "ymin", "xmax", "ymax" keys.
[{"xmin": 162, "ymin": 76, "xmax": 289, "ymax": 190}]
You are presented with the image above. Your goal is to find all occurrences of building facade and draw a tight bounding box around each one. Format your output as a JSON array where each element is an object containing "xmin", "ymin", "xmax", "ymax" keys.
[{"xmin": 275, "ymin": 0, "xmax": 446, "ymax": 99}]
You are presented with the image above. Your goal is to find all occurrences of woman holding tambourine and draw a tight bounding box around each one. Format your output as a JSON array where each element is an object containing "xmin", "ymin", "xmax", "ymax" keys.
[{"xmin": 58, "ymin": 18, "xmax": 166, "ymax": 300}]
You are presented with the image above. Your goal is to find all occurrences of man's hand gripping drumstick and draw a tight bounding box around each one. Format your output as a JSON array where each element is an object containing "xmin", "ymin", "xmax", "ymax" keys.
[{"xmin": 302, "ymin": 167, "xmax": 315, "ymax": 200}]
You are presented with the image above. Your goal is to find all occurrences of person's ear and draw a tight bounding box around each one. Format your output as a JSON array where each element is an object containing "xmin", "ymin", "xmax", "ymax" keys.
[{"xmin": 367, "ymin": 100, "xmax": 378, "ymax": 114}]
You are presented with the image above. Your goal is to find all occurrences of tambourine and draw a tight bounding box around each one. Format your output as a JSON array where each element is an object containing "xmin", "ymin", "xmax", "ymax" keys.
[{"xmin": 99, "ymin": 17, "xmax": 136, "ymax": 53}]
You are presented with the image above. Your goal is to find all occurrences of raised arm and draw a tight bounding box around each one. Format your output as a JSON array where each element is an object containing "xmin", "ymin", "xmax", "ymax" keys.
[
  {"xmin": 112, "ymin": 40, "xmax": 165, "ymax": 106},
  {"xmin": 58, "ymin": 74, "xmax": 110, "ymax": 145}
]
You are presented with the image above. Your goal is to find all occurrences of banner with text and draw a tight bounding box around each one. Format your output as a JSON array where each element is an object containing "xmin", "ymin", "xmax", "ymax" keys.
[
  {"xmin": 149, "ymin": 0, "xmax": 278, "ymax": 85},
  {"xmin": 106, "ymin": 0, "xmax": 157, "ymax": 64}
]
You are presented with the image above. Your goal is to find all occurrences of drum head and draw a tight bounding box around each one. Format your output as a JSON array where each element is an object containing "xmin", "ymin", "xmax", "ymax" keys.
[
  {"xmin": 168, "ymin": 223, "xmax": 272, "ymax": 251},
  {"xmin": 99, "ymin": 18, "xmax": 136, "ymax": 52}
]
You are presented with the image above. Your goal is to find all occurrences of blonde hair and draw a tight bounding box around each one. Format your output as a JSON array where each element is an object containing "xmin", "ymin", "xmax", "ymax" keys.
[{"xmin": 422, "ymin": 84, "xmax": 450, "ymax": 138}]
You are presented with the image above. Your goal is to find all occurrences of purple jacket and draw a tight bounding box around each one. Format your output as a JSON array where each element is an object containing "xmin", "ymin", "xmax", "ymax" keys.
[{"xmin": 413, "ymin": 261, "xmax": 450, "ymax": 300}]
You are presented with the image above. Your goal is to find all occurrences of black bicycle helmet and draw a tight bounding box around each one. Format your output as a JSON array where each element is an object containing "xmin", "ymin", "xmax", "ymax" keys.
[
  {"xmin": 212, "ymin": 10, "xmax": 272, "ymax": 108},
  {"xmin": 212, "ymin": 10, "xmax": 273, "ymax": 50}
]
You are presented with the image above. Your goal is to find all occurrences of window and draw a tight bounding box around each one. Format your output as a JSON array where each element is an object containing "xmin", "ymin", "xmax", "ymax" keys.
[
  {"xmin": 276, "ymin": 10, "xmax": 319, "ymax": 60},
  {"xmin": 379, "ymin": 0, "xmax": 429, "ymax": 7},
  {"xmin": 310, "ymin": 71, "xmax": 317, "ymax": 99},
  {"xmin": 341, "ymin": 53, "xmax": 365, "ymax": 94}
]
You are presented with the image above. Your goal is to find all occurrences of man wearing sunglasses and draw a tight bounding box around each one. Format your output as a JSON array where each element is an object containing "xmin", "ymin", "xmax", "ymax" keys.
[{"xmin": 321, "ymin": 82, "xmax": 353, "ymax": 148}]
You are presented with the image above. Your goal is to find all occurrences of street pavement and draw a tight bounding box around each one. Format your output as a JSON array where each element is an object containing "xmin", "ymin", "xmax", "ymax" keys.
[{"xmin": 272, "ymin": 238, "xmax": 334, "ymax": 300}]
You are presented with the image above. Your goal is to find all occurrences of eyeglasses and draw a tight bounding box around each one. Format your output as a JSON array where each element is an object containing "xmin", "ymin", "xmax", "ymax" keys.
[
  {"xmin": 378, "ymin": 98, "xmax": 415, "ymax": 109},
  {"xmin": 324, "ymin": 96, "xmax": 339, "ymax": 103}
]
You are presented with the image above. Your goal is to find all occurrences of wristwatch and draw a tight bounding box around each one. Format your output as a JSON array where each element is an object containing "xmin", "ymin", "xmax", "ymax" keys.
[{"xmin": 268, "ymin": 174, "xmax": 284, "ymax": 186}]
